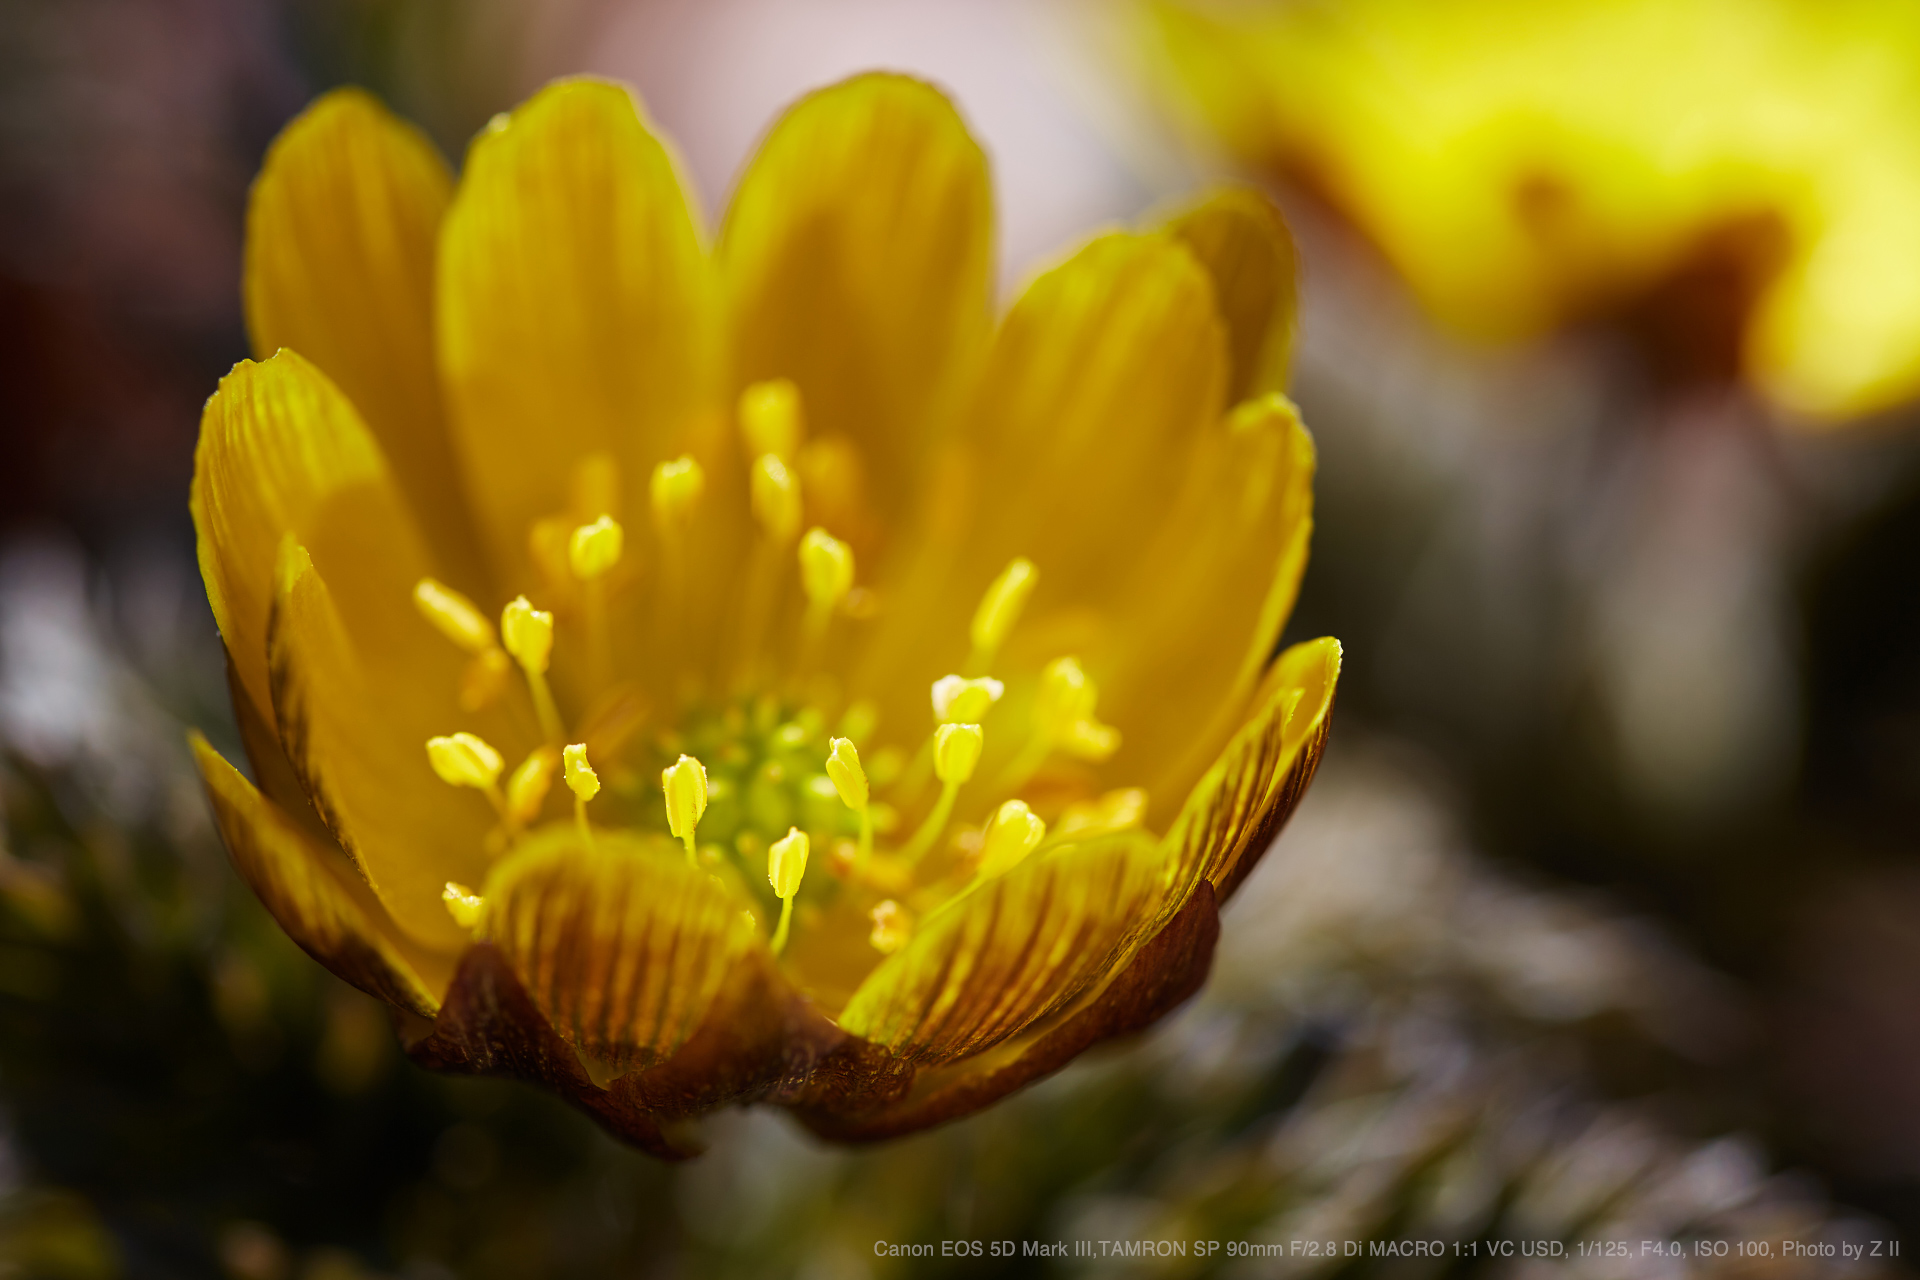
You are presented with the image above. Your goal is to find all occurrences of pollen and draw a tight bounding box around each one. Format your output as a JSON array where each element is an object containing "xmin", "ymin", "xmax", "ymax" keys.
[
  {"xmin": 442, "ymin": 882, "xmax": 484, "ymax": 930},
  {"xmin": 662, "ymin": 753, "xmax": 709, "ymax": 862},
  {"xmin": 751, "ymin": 454, "xmax": 802, "ymax": 542},
  {"xmin": 650, "ymin": 455, "xmax": 704, "ymax": 532},
  {"xmin": 739, "ymin": 377, "xmax": 804, "ymax": 460},
  {"xmin": 427, "ymin": 733, "xmax": 504, "ymax": 790},
  {"xmin": 933, "ymin": 722, "xmax": 984, "ymax": 784},
  {"xmin": 413, "ymin": 578, "xmax": 495, "ymax": 653},
  {"xmin": 799, "ymin": 527, "xmax": 855, "ymax": 614},
  {"xmin": 568, "ymin": 514, "xmax": 624, "ymax": 580},
  {"xmin": 976, "ymin": 799, "xmax": 1046, "ymax": 881},
  {"xmin": 931, "ymin": 674, "xmax": 1003, "ymax": 724},
  {"xmin": 969, "ymin": 557, "xmax": 1038, "ymax": 667}
]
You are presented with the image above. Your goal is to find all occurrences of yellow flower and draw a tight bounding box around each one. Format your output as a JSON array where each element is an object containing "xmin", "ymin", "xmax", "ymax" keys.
[
  {"xmin": 1152, "ymin": 0, "xmax": 1920, "ymax": 420},
  {"xmin": 186, "ymin": 73, "xmax": 1339, "ymax": 1154}
]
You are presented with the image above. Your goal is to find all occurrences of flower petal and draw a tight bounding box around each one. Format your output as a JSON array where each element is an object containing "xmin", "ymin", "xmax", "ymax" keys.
[
  {"xmin": 477, "ymin": 828, "xmax": 760, "ymax": 1074},
  {"xmin": 1160, "ymin": 635, "xmax": 1342, "ymax": 907},
  {"xmin": 1165, "ymin": 187, "xmax": 1299, "ymax": 401},
  {"xmin": 1102, "ymin": 394, "xmax": 1318, "ymax": 817},
  {"xmin": 837, "ymin": 829, "xmax": 1170, "ymax": 1064},
  {"xmin": 719, "ymin": 72, "xmax": 993, "ymax": 534},
  {"xmin": 438, "ymin": 77, "xmax": 715, "ymax": 588},
  {"xmin": 191, "ymin": 351, "xmax": 440, "ymax": 738},
  {"xmin": 244, "ymin": 88, "xmax": 478, "ymax": 581},
  {"xmin": 268, "ymin": 540, "xmax": 498, "ymax": 952},
  {"xmin": 191, "ymin": 731, "xmax": 446, "ymax": 1015}
]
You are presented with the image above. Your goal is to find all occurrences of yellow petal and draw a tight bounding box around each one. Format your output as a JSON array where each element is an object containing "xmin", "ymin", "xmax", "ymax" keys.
[
  {"xmin": 244, "ymin": 88, "xmax": 479, "ymax": 581},
  {"xmin": 191, "ymin": 350, "xmax": 439, "ymax": 738},
  {"xmin": 1159, "ymin": 635, "xmax": 1342, "ymax": 907},
  {"xmin": 479, "ymin": 828, "xmax": 761, "ymax": 1073},
  {"xmin": 838, "ymin": 830, "xmax": 1168, "ymax": 1063},
  {"xmin": 191, "ymin": 731, "xmax": 446, "ymax": 1015},
  {"xmin": 439, "ymin": 77, "xmax": 715, "ymax": 588},
  {"xmin": 720, "ymin": 72, "xmax": 992, "ymax": 534},
  {"xmin": 268, "ymin": 541, "xmax": 498, "ymax": 952},
  {"xmin": 1103, "ymin": 394, "xmax": 1317, "ymax": 817},
  {"xmin": 1165, "ymin": 188, "xmax": 1299, "ymax": 401}
]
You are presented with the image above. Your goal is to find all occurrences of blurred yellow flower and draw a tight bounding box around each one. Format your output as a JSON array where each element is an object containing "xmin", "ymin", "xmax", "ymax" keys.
[
  {"xmin": 187, "ymin": 73, "xmax": 1338, "ymax": 1153},
  {"xmin": 1153, "ymin": 0, "xmax": 1920, "ymax": 420}
]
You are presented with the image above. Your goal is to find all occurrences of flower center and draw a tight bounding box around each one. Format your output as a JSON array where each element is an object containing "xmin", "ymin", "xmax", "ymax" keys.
[{"xmin": 412, "ymin": 380, "xmax": 1140, "ymax": 997}]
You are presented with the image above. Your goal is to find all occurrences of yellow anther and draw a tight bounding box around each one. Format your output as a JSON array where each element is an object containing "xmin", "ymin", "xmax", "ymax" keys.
[
  {"xmin": 933, "ymin": 723, "xmax": 984, "ymax": 784},
  {"xmin": 750, "ymin": 453, "xmax": 802, "ymax": 542},
  {"xmin": 1036, "ymin": 656, "xmax": 1121, "ymax": 761},
  {"xmin": 968, "ymin": 557, "xmax": 1038, "ymax": 667},
  {"xmin": 739, "ymin": 378, "xmax": 804, "ymax": 460},
  {"xmin": 563, "ymin": 743, "xmax": 600, "ymax": 802},
  {"xmin": 649, "ymin": 456, "xmax": 704, "ymax": 532},
  {"xmin": 931, "ymin": 675, "xmax": 1004, "ymax": 724},
  {"xmin": 768, "ymin": 826, "xmax": 810, "ymax": 953},
  {"xmin": 459, "ymin": 648, "xmax": 512, "ymax": 713},
  {"xmin": 442, "ymin": 882, "xmax": 484, "ymax": 930},
  {"xmin": 868, "ymin": 899, "xmax": 912, "ymax": 954},
  {"xmin": 505, "ymin": 747, "xmax": 557, "ymax": 828},
  {"xmin": 563, "ymin": 742, "xmax": 599, "ymax": 849},
  {"xmin": 977, "ymin": 799, "xmax": 1047, "ymax": 881},
  {"xmin": 500, "ymin": 596, "xmax": 563, "ymax": 742},
  {"xmin": 798, "ymin": 527, "xmax": 855, "ymax": 612},
  {"xmin": 568, "ymin": 514, "xmax": 624, "ymax": 580},
  {"xmin": 413, "ymin": 578, "xmax": 495, "ymax": 654},
  {"xmin": 662, "ymin": 753, "xmax": 708, "ymax": 863},
  {"xmin": 825, "ymin": 737, "xmax": 868, "ymax": 809},
  {"xmin": 1057, "ymin": 788, "xmax": 1148, "ymax": 837},
  {"xmin": 500, "ymin": 596, "xmax": 553, "ymax": 674},
  {"xmin": 1061, "ymin": 717, "xmax": 1121, "ymax": 761},
  {"xmin": 826, "ymin": 736, "xmax": 873, "ymax": 871},
  {"xmin": 426, "ymin": 733, "xmax": 503, "ymax": 791}
]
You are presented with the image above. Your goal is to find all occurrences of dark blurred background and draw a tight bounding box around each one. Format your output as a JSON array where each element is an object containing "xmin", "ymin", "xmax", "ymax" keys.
[{"xmin": 4, "ymin": 0, "xmax": 1920, "ymax": 1276}]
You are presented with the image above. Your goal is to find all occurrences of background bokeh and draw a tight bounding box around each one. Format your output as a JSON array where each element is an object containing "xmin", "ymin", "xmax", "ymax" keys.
[{"xmin": 3, "ymin": 0, "xmax": 1920, "ymax": 1275}]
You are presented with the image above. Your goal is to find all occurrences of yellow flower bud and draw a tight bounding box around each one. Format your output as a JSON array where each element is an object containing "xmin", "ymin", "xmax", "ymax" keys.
[
  {"xmin": 426, "ymin": 733, "xmax": 503, "ymax": 790},
  {"xmin": 750, "ymin": 453, "xmax": 802, "ymax": 542},
  {"xmin": 825, "ymin": 737, "xmax": 868, "ymax": 810},
  {"xmin": 739, "ymin": 377, "xmax": 803, "ymax": 459},
  {"xmin": 798, "ymin": 527, "xmax": 854, "ymax": 611},
  {"xmin": 969, "ymin": 557, "xmax": 1038, "ymax": 658},
  {"xmin": 933, "ymin": 722, "xmax": 984, "ymax": 784},
  {"xmin": 568, "ymin": 514, "xmax": 624, "ymax": 580},
  {"xmin": 413, "ymin": 578, "xmax": 494, "ymax": 654},
  {"xmin": 442, "ymin": 882, "xmax": 484, "ymax": 929},
  {"xmin": 767, "ymin": 826, "xmax": 810, "ymax": 900},
  {"xmin": 563, "ymin": 742, "xmax": 600, "ymax": 802},
  {"xmin": 931, "ymin": 674, "xmax": 1003, "ymax": 724},
  {"xmin": 662, "ymin": 753, "xmax": 708, "ymax": 846},
  {"xmin": 500, "ymin": 596, "xmax": 553, "ymax": 674},
  {"xmin": 976, "ymin": 799, "xmax": 1047, "ymax": 880},
  {"xmin": 650, "ymin": 455, "xmax": 704, "ymax": 532},
  {"xmin": 505, "ymin": 748, "xmax": 557, "ymax": 825}
]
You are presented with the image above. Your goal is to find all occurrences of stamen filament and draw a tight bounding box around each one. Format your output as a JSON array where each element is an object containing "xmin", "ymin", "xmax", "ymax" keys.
[
  {"xmin": 767, "ymin": 826, "xmax": 809, "ymax": 954},
  {"xmin": 650, "ymin": 457, "xmax": 702, "ymax": 667},
  {"xmin": 502, "ymin": 596, "xmax": 564, "ymax": 743},
  {"xmin": 898, "ymin": 778, "xmax": 961, "ymax": 865},
  {"xmin": 663, "ymin": 753, "xmax": 709, "ymax": 865},
  {"xmin": 899, "ymin": 723, "xmax": 982, "ymax": 864},
  {"xmin": 570, "ymin": 515, "xmax": 623, "ymax": 691},
  {"xmin": 772, "ymin": 895, "xmax": 796, "ymax": 954}
]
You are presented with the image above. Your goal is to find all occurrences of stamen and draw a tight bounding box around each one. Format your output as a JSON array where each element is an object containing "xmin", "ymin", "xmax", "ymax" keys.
[
  {"xmin": 442, "ymin": 882, "xmax": 484, "ymax": 930},
  {"xmin": 767, "ymin": 826, "xmax": 810, "ymax": 954},
  {"xmin": 737, "ymin": 454, "xmax": 803, "ymax": 682},
  {"xmin": 739, "ymin": 378, "xmax": 804, "ymax": 460},
  {"xmin": 501, "ymin": 596, "xmax": 564, "ymax": 743},
  {"xmin": 650, "ymin": 456, "xmax": 704, "ymax": 659},
  {"xmin": 967, "ymin": 557, "xmax": 1038, "ymax": 674},
  {"xmin": 1001, "ymin": 655, "xmax": 1121, "ymax": 789},
  {"xmin": 798, "ymin": 527, "xmax": 854, "ymax": 648},
  {"xmin": 900, "ymin": 723, "xmax": 982, "ymax": 864},
  {"xmin": 750, "ymin": 454, "xmax": 802, "ymax": 543},
  {"xmin": 825, "ymin": 736, "xmax": 872, "ymax": 870},
  {"xmin": 931, "ymin": 674, "xmax": 1004, "ymax": 724},
  {"xmin": 662, "ymin": 753, "xmax": 709, "ymax": 864},
  {"xmin": 975, "ymin": 799, "xmax": 1046, "ymax": 881},
  {"xmin": 563, "ymin": 742, "xmax": 600, "ymax": 850},
  {"xmin": 413, "ymin": 578, "xmax": 495, "ymax": 653},
  {"xmin": 868, "ymin": 899, "xmax": 911, "ymax": 954},
  {"xmin": 569, "ymin": 514, "xmax": 624, "ymax": 690},
  {"xmin": 505, "ymin": 746, "xmax": 557, "ymax": 829},
  {"xmin": 426, "ymin": 732, "xmax": 508, "ymax": 821}
]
